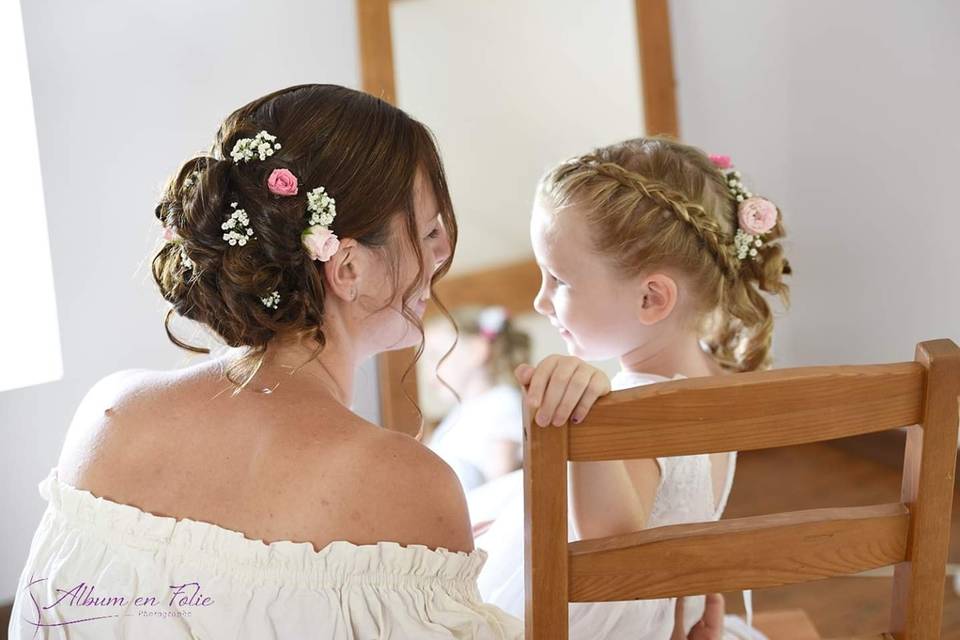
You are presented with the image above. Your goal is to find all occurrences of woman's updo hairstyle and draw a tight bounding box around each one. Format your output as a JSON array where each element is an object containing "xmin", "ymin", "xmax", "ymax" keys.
[{"xmin": 152, "ymin": 84, "xmax": 457, "ymax": 391}]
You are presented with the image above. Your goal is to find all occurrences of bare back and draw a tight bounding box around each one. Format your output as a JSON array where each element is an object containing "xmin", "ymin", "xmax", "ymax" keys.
[{"xmin": 56, "ymin": 360, "xmax": 473, "ymax": 553}]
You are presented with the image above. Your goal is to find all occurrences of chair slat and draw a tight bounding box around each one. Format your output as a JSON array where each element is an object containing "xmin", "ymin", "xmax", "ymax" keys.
[
  {"xmin": 569, "ymin": 363, "xmax": 923, "ymax": 461},
  {"xmin": 569, "ymin": 504, "xmax": 909, "ymax": 601},
  {"xmin": 524, "ymin": 404, "xmax": 570, "ymax": 639},
  {"xmin": 891, "ymin": 339, "xmax": 960, "ymax": 637}
]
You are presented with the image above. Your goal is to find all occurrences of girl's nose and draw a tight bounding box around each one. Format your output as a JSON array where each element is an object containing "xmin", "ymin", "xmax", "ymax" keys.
[{"xmin": 533, "ymin": 285, "xmax": 551, "ymax": 316}]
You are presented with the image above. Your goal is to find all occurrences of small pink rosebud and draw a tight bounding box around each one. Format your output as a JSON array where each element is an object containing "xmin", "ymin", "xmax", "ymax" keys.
[
  {"xmin": 267, "ymin": 168, "xmax": 299, "ymax": 196},
  {"xmin": 709, "ymin": 154, "xmax": 732, "ymax": 170},
  {"xmin": 163, "ymin": 226, "xmax": 179, "ymax": 242}
]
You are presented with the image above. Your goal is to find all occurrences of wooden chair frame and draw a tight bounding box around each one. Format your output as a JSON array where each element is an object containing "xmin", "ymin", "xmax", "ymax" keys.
[{"xmin": 524, "ymin": 339, "xmax": 960, "ymax": 639}]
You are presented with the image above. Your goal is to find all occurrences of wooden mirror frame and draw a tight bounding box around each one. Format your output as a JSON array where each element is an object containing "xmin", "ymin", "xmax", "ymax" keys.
[{"xmin": 355, "ymin": 0, "xmax": 680, "ymax": 435}]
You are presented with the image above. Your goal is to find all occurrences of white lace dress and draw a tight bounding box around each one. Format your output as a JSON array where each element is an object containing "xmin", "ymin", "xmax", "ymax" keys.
[
  {"xmin": 474, "ymin": 370, "xmax": 737, "ymax": 640},
  {"xmin": 8, "ymin": 468, "xmax": 524, "ymax": 639}
]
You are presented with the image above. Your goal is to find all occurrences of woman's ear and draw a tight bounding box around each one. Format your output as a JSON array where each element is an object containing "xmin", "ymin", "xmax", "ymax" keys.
[
  {"xmin": 636, "ymin": 273, "xmax": 679, "ymax": 325},
  {"xmin": 323, "ymin": 238, "xmax": 361, "ymax": 303}
]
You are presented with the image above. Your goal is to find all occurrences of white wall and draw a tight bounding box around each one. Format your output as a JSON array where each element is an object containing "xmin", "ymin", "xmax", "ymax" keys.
[
  {"xmin": 669, "ymin": 0, "xmax": 960, "ymax": 367},
  {"xmin": 0, "ymin": 0, "xmax": 63, "ymax": 394},
  {"xmin": 0, "ymin": 0, "xmax": 369, "ymax": 602}
]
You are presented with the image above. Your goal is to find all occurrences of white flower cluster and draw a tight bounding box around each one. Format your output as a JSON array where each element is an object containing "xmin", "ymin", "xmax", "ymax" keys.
[
  {"xmin": 230, "ymin": 130, "xmax": 282, "ymax": 164},
  {"xmin": 222, "ymin": 202, "xmax": 255, "ymax": 246},
  {"xmin": 306, "ymin": 186, "xmax": 337, "ymax": 228},
  {"xmin": 734, "ymin": 228, "xmax": 764, "ymax": 261},
  {"xmin": 179, "ymin": 246, "xmax": 195, "ymax": 270},
  {"xmin": 724, "ymin": 170, "xmax": 753, "ymax": 203},
  {"xmin": 182, "ymin": 170, "xmax": 200, "ymax": 189},
  {"xmin": 260, "ymin": 290, "xmax": 280, "ymax": 309}
]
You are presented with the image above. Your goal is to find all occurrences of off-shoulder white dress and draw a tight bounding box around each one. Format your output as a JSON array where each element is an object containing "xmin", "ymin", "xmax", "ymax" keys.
[{"xmin": 8, "ymin": 468, "xmax": 524, "ymax": 639}]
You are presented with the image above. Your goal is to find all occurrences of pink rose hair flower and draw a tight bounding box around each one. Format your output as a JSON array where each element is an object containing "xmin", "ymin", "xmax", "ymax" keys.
[
  {"xmin": 163, "ymin": 226, "xmax": 179, "ymax": 242},
  {"xmin": 302, "ymin": 225, "xmax": 340, "ymax": 262},
  {"xmin": 709, "ymin": 154, "xmax": 732, "ymax": 170},
  {"xmin": 267, "ymin": 168, "xmax": 299, "ymax": 196},
  {"xmin": 738, "ymin": 197, "xmax": 778, "ymax": 235}
]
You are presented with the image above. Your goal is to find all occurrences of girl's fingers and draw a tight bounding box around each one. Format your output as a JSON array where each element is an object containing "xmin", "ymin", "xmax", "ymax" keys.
[
  {"xmin": 701, "ymin": 593, "xmax": 724, "ymax": 630},
  {"xmin": 514, "ymin": 363, "xmax": 535, "ymax": 387},
  {"xmin": 534, "ymin": 359, "xmax": 579, "ymax": 426},
  {"xmin": 524, "ymin": 357, "xmax": 559, "ymax": 410},
  {"xmin": 551, "ymin": 368, "xmax": 594, "ymax": 426},
  {"xmin": 570, "ymin": 372, "xmax": 611, "ymax": 424}
]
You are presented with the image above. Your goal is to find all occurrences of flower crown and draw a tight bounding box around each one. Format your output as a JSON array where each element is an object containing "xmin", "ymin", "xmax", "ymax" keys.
[
  {"xmin": 160, "ymin": 129, "xmax": 342, "ymax": 310},
  {"xmin": 708, "ymin": 154, "xmax": 778, "ymax": 262}
]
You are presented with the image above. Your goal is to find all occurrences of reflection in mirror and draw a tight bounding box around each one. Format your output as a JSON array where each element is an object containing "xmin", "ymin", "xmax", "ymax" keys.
[
  {"xmin": 391, "ymin": 0, "xmax": 645, "ymax": 273},
  {"xmin": 395, "ymin": 1, "xmax": 641, "ymax": 457}
]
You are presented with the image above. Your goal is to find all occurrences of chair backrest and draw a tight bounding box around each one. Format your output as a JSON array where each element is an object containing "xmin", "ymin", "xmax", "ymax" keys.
[{"xmin": 523, "ymin": 339, "xmax": 960, "ymax": 639}]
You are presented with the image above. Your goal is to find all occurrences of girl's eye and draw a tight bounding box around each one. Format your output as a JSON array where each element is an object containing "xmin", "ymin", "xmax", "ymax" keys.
[
  {"xmin": 426, "ymin": 227, "xmax": 441, "ymax": 239},
  {"xmin": 550, "ymin": 273, "xmax": 567, "ymax": 287}
]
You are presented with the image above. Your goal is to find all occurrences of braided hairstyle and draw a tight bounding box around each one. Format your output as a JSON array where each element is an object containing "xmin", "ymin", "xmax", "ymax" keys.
[
  {"xmin": 152, "ymin": 84, "xmax": 457, "ymax": 392},
  {"xmin": 536, "ymin": 137, "xmax": 791, "ymax": 372}
]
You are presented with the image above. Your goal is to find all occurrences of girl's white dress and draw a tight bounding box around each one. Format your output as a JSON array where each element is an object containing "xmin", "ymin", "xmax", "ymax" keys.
[
  {"xmin": 475, "ymin": 371, "xmax": 737, "ymax": 640},
  {"xmin": 428, "ymin": 384, "xmax": 524, "ymax": 491},
  {"xmin": 8, "ymin": 467, "xmax": 524, "ymax": 639}
]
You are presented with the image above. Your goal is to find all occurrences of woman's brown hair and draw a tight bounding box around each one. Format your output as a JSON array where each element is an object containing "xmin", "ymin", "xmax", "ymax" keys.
[
  {"xmin": 537, "ymin": 136, "xmax": 791, "ymax": 372},
  {"xmin": 152, "ymin": 84, "xmax": 457, "ymax": 393}
]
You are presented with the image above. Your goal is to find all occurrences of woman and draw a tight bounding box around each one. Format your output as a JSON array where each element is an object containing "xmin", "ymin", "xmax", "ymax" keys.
[{"xmin": 10, "ymin": 84, "xmax": 524, "ymax": 639}]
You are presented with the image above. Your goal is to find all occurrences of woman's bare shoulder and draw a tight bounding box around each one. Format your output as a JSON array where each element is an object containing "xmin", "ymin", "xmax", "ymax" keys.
[{"xmin": 344, "ymin": 427, "xmax": 475, "ymax": 552}]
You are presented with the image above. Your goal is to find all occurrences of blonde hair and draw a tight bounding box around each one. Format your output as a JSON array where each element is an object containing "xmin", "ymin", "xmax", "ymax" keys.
[
  {"xmin": 446, "ymin": 306, "xmax": 531, "ymax": 387},
  {"xmin": 537, "ymin": 137, "xmax": 791, "ymax": 372}
]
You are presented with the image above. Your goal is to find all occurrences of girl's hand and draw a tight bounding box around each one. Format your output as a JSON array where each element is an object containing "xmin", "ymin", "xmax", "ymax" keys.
[
  {"xmin": 515, "ymin": 356, "xmax": 611, "ymax": 427},
  {"xmin": 688, "ymin": 594, "xmax": 725, "ymax": 640}
]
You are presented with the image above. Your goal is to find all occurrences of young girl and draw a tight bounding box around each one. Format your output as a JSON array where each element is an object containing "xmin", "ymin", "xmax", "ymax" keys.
[{"xmin": 476, "ymin": 137, "xmax": 791, "ymax": 639}]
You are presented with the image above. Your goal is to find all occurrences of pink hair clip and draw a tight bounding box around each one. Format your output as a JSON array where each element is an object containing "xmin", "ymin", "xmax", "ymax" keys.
[{"xmin": 477, "ymin": 306, "xmax": 508, "ymax": 339}]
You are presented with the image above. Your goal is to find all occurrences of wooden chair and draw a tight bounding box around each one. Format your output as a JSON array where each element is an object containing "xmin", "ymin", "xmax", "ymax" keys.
[{"xmin": 523, "ymin": 339, "xmax": 960, "ymax": 639}]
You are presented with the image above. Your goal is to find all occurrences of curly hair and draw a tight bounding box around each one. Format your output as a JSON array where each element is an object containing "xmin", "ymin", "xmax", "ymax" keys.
[
  {"xmin": 537, "ymin": 137, "xmax": 791, "ymax": 372},
  {"xmin": 152, "ymin": 84, "xmax": 457, "ymax": 393}
]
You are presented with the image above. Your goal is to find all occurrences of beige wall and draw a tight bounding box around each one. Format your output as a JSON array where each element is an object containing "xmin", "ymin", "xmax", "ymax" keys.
[{"xmin": 671, "ymin": 0, "xmax": 960, "ymax": 367}]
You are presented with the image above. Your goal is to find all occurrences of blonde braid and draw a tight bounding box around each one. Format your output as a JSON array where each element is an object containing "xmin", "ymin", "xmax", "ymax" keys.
[{"xmin": 578, "ymin": 156, "xmax": 741, "ymax": 280}]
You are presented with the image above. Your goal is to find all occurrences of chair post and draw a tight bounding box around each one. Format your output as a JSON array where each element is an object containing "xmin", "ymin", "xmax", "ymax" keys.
[
  {"xmin": 523, "ymin": 403, "xmax": 569, "ymax": 639},
  {"xmin": 891, "ymin": 339, "xmax": 960, "ymax": 638}
]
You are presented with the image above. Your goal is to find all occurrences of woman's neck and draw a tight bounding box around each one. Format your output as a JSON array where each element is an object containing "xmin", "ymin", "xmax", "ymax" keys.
[
  {"xmin": 618, "ymin": 330, "xmax": 723, "ymax": 380},
  {"xmin": 223, "ymin": 320, "xmax": 359, "ymax": 405}
]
